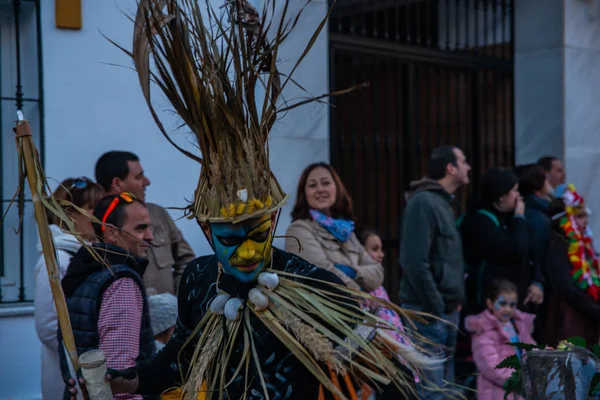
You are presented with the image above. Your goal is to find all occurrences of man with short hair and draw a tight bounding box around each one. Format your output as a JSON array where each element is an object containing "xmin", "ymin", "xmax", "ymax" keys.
[
  {"xmin": 399, "ymin": 145, "xmax": 471, "ymax": 399},
  {"xmin": 537, "ymin": 156, "xmax": 565, "ymax": 196},
  {"xmin": 95, "ymin": 151, "xmax": 195, "ymax": 294},
  {"xmin": 60, "ymin": 193, "xmax": 156, "ymax": 400}
]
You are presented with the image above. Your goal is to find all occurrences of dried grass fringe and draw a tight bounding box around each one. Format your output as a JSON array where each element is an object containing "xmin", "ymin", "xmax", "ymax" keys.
[
  {"xmin": 278, "ymin": 306, "xmax": 345, "ymax": 374},
  {"xmin": 181, "ymin": 320, "xmax": 224, "ymax": 399}
]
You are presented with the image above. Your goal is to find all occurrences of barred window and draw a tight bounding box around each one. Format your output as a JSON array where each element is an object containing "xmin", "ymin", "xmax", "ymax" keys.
[{"xmin": 1, "ymin": 0, "xmax": 43, "ymax": 304}]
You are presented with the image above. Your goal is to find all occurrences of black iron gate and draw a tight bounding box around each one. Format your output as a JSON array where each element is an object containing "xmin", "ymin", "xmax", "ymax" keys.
[{"xmin": 328, "ymin": 0, "xmax": 515, "ymax": 302}]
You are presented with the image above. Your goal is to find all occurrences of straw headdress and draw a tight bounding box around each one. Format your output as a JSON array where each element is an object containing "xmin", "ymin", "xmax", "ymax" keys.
[{"xmin": 114, "ymin": 0, "xmax": 342, "ymax": 222}]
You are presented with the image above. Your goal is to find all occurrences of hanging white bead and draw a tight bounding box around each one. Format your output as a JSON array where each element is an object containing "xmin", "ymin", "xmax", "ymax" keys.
[
  {"xmin": 211, "ymin": 272, "xmax": 280, "ymax": 319},
  {"xmin": 224, "ymin": 297, "xmax": 243, "ymax": 321},
  {"xmin": 248, "ymin": 288, "xmax": 269, "ymax": 311},
  {"xmin": 236, "ymin": 188, "xmax": 248, "ymax": 202},
  {"xmin": 209, "ymin": 293, "xmax": 231, "ymax": 315},
  {"xmin": 257, "ymin": 272, "xmax": 279, "ymax": 290}
]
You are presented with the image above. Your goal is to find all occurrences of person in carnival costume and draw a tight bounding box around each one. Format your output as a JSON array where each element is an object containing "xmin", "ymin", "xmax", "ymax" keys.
[
  {"xmin": 555, "ymin": 183, "xmax": 595, "ymax": 238},
  {"xmin": 66, "ymin": 1, "xmax": 447, "ymax": 399},
  {"xmin": 557, "ymin": 185, "xmax": 598, "ymax": 295},
  {"xmin": 540, "ymin": 184, "xmax": 600, "ymax": 346}
]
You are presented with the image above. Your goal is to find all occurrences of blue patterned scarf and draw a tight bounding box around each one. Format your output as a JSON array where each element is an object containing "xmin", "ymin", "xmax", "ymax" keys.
[{"xmin": 310, "ymin": 209, "xmax": 355, "ymax": 242}]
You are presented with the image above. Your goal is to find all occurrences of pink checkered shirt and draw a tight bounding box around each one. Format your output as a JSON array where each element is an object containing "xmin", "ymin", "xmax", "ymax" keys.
[{"xmin": 98, "ymin": 278, "xmax": 143, "ymax": 400}]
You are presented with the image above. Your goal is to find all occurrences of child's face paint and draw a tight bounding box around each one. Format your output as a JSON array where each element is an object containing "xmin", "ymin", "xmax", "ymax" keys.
[{"xmin": 486, "ymin": 291, "xmax": 518, "ymax": 323}]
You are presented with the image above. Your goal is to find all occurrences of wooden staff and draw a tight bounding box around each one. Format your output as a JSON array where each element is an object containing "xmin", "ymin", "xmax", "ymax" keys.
[{"xmin": 13, "ymin": 112, "xmax": 88, "ymax": 400}]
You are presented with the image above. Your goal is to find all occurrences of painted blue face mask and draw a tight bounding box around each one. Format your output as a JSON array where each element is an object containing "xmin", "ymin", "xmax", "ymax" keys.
[{"xmin": 209, "ymin": 214, "xmax": 274, "ymax": 283}]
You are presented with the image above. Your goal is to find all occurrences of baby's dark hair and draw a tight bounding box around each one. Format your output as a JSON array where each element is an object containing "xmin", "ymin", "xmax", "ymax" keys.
[
  {"xmin": 357, "ymin": 228, "xmax": 380, "ymax": 246},
  {"xmin": 486, "ymin": 278, "xmax": 518, "ymax": 301}
]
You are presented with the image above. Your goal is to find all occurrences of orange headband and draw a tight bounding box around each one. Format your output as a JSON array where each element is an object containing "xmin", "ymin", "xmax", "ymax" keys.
[{"xmin": 101, "ymin": 192, "xmax": 135, "ymax": 232}]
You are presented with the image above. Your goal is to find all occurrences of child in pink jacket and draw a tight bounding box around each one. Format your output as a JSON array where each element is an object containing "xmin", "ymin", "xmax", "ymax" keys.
[{"xmin": 465, "ymin": 279, "xmax": 536, "ymax": 400}]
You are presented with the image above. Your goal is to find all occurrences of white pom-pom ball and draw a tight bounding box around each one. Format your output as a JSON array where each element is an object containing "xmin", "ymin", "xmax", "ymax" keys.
[
  {"xmin": 209, "ymin": 293, "xmax": 230, "ymax": 315},
  {"xmin": 248, "ymin": 288, "xmax": 269, "ymax": 311},
  {"xmin": 236, "ymin": 188, "xmax": 248, "ymax": 202},
  {"xmin": 257, "ymin": 272, "xmax": 279, "ymax": 290},
  {"xmin": 224, "ymin": 297, "xmax": 243, "ymax": 321}
]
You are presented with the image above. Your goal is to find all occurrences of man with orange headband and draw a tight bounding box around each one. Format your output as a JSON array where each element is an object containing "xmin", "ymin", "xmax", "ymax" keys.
[
  {"xmin": 95, "ymin": 150, "xmax": 195, "ymax": 295},
  {"xmin": 59, "ymin": 192, "xmax": 156, "ymax": 400}
]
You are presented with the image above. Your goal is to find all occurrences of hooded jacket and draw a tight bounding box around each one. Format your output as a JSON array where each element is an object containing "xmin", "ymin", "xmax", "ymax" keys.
[
  {"xmin": 465, "ymin": 309, "xmax": 535, "ymax": 400},
  {"xmin": 34, "ymin": 224, "xmax": 82, "ymax": 400},
  {"xmin": 399, "ymin": 179, "xmax": 465, "ymax": 315}
]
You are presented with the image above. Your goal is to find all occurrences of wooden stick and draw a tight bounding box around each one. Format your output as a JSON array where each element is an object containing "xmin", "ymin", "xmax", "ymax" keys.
[{"xmin": 13, "ymin": 116, "xmax": 88, "ymax": 400}]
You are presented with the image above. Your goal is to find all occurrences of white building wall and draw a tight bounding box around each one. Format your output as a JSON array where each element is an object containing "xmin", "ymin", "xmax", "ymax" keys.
[
  {"xmin": 515, "ymin": 0, "xmax": 600, "ymax": 237},
  {"xmin": 0, "ymin": 0, "xmax": 329, "ymax": 399},
  {"xmin": 563, "ymin": 0, "xmax": 600, "ymax": 238},
  {"xmin": 0, "ymin": 308, "xmax": 41, "ymax": 400}
]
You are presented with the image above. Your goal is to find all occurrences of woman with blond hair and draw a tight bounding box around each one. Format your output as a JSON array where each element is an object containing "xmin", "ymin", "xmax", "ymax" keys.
[{"xmin": 33, "ymin": 177, "xmax": 104, "ymax": 400}]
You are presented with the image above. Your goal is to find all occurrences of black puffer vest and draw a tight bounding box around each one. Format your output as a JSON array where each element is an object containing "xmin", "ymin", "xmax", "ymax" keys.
[{"xmin": 59, "ymin": 244, "xmax": 156, "ymax": 400}]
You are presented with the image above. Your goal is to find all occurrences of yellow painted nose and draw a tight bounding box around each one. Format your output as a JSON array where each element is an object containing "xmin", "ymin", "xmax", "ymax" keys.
[{"xmin": 237, "ymin": 242, "xmax": 256, "ymax": 261}]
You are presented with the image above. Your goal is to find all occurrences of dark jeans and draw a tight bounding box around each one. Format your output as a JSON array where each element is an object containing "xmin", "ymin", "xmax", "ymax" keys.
[{"xmin": 402, "ymin": 304, "xmax": 459, "ymax": 400}]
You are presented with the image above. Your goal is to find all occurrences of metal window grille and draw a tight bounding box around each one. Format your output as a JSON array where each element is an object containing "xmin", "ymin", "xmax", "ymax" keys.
[
  {"xmin": 328, "ymin": 0, "xmax": 514, "ymax": 302},
  {"xmin": 0, "ymin": 0, "xmax": 44, "ymax": 304}
]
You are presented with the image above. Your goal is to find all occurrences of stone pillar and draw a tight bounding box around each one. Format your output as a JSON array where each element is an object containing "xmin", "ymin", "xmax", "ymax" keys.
[
  {"xmin": 563, "ymin": 0, "xmax": 600, "ymax": 235},
  {"xmin": 515, "ymin": 0, "xmax": 600, "ymax": 234},
  {"xmin": 514, "ymin": 0, "xmax": 564, "ymax": 165}
]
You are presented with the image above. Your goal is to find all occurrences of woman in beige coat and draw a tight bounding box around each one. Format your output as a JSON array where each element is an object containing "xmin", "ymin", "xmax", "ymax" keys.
[{"xmin": 285, "ymin": 162, "xmax": 383, "ymax": 292}]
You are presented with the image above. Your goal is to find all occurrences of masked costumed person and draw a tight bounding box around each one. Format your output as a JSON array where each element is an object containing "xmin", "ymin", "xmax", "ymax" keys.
[
  {"xmin": 541, "ymin": 184, "xmax": 600, "ymax": 347},
  {"xmin": 67, "ymin": 1, "xmax": 443, "ymax": 399}
]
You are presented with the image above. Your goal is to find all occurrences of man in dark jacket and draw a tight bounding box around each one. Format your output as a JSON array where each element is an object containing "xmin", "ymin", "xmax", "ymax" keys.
[
  {"xmin": 59, "ymin": 192, "xmax": 155, "ymax": 400},
  {"xmin": 399, "ymin": 145, "xmax": 471, "ymax": 400}
]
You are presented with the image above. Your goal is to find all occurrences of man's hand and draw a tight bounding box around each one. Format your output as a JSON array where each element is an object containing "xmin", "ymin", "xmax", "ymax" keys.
[
  {"xmin": 66, "ymin": 376, "xmax": 87, "ymax": 400},
  {"xmin": 524, "ymin": 284, "xmax": 544, "ymax": 305},
  {"xmin": 107, "ymin": 368, "xmax": 140, "ymax": 394},
  {"xmin": 515, "ymin": 196, "xmax": 525, "ymax": 216},
  {"xmin": 65, "ymin": 368, "xmax": 138, "ymax": 400}
]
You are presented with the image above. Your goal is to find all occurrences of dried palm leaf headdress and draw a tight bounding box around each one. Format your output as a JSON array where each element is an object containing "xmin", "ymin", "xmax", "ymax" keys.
[{"xmin": 116, "ymin": 0, "xmax": 352, "ymax": 223}]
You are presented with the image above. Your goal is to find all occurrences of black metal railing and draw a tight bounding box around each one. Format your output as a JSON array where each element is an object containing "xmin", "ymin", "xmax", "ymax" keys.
[
  {"xmin": 331, "ymin": 0, "xmax": 513, "ymax": 60},
  {"xmin": 0, "ymin": 0, "xmax": 44, "ymax": 304},
  {"xmin": 329, "ymin": 0, "xmax": 514, "ymax": 302}
]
